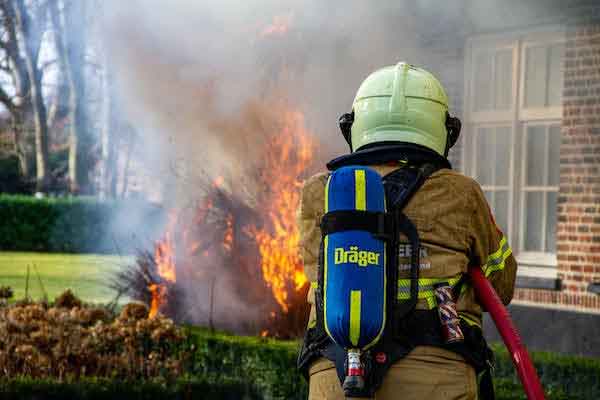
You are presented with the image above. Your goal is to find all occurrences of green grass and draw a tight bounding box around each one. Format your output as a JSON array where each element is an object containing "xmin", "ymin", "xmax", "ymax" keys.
[{"xmin": 0, "ymin": 251, "xmax": 132, "ymax": 303}]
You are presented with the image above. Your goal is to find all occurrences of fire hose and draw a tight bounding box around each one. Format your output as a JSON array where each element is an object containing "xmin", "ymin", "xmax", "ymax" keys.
[{"xmin": 468, "ymin": 266, "xmax": 546, "ymax": 400}]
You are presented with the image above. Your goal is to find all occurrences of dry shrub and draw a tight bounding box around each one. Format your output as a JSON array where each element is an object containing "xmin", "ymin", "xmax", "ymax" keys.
[{"xmin": 0, "ymin": 291, "xmax": 190, "ymax": 380}]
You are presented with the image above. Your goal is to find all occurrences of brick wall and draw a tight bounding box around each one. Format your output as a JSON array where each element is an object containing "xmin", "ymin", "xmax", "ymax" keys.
[{"xmin": 514, "ymin": 14, "xmax": 600, "ymax": 310}]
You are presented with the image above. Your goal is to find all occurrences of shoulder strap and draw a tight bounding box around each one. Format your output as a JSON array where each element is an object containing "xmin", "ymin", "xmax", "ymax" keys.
[{"xmin": 383, "ymin": 163, "xmax": 441, "ymax": 331}]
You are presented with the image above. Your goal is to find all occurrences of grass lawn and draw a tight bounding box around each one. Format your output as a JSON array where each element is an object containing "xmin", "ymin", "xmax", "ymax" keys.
[{"xmin": 0, "ymin": 252, "xmax": 133, "ymax": 304}]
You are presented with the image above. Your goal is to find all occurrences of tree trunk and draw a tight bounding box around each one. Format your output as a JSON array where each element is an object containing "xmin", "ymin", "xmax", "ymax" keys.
[
  {"xmin": 12, "ymin": 0, "xmax": 49, "ymax": 192},
  {"xmin": 120, "ymin": 129, "xmax": 136, "ymax": 198},
  {"xmin": 100, "ymin": 58, "xmax": 118, "ymax": 199},
  {"xmin": 12, "ymin": 111, "xmax": 32, "ymax": 179},
  {"xmin": 49, "ymin": 0, "xmax": 89, "ymax": 194}
]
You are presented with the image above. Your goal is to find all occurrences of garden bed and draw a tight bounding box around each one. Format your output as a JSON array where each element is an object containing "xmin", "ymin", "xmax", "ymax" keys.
[{"xmin": 1, "ymin": 292, "xmax": 597, "ymax": 399}]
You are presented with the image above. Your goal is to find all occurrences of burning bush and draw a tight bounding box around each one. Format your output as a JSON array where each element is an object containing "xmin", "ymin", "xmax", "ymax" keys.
[
  {"xmin": 0, "ymin": 291, "xmax": 190, "ymax": 380},
  {"xmin": 113, "ymin": 109, "xmax": 315, "ymax": 338}
]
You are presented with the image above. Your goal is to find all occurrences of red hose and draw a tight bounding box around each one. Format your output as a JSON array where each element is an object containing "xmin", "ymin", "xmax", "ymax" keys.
[{"xmin": 468, "ymin": 266, "xmax": 546, "ymax": 400}]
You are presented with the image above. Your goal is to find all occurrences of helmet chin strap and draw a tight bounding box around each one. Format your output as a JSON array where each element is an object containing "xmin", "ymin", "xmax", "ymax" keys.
[
  {"xmin": 444, "ymin": 112, "xmax": 462, "ymax": 158},
  {"xmin": 339, "ymin": 111, "xmax": 355, "ymax": 152}
]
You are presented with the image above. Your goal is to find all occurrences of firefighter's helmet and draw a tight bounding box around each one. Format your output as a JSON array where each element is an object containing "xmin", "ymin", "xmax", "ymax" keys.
[{"xmin": 339, "ymin": 62, "xmax": 461, "ymax": 157}]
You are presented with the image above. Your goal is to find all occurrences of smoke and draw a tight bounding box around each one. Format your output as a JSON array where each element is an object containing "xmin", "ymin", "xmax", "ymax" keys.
[
  {"xmin": 96, "ymin": 0, "xmax": 457, "ymax": 329},
  {"xmin": 98, "ymin": 0, "xmax": 566, "ymax": 329},
  {"xmin": 100, "ymin": 0, "xmax": 451, "ymax": 197}
]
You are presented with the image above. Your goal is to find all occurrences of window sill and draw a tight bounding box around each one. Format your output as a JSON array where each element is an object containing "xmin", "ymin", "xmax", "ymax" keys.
[
  {"xmin": 516, "ymin": 252, "xmax": 557, "ymax": 268},
  {"xmin": 516, "ymin": 265, "xmax": 561, "ymax": 291}
]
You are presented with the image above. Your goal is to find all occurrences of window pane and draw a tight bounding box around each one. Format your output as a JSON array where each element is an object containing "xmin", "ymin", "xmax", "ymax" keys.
[
  {"xmin": 547, "ymin": 43, "xmax": 564, "ymax": 107},
  {"xmin": 524, "ymin": 46, "xmax": 547, "ymax": 108},
  {"xmin": 548, "ymin": 125, "xmax": 561, "ymax": 186},
  {"xmin": 494, "ymin": 50, "xmax": 513, "ymax": 110},
  {"xmin": 525, "ymin": 125, "xmax": 546, "ymax": 186},
  {"xmin": 495, "ymin": 190, "xmax": 509, "ymax": 235},
  {"xmin": 524, "ymin": 192, "xmax": 544, "ymax": 251},
  {"xmin": 546, "ymin": 192, "xmax": 558, "ymax": 252},
  {"xmin": 474, "ymin": 52, "xmax": 493, "ymax": 111},
  {"xmin": 476, "ymin": 127, "xmax": 494, "ymax": 185},
  {"xmin": 495, "ymin": 126, "xmax": 511, "ymax": 186}
]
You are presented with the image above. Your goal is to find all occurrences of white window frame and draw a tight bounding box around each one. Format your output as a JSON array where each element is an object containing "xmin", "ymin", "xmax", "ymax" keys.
[
  {"xmin": 518, "ymin": 121, "xmax": 561, "ymax": 267},
  {"xmin": 518, "ymin": 31, "xmax": 565, "ymax": 121},
  {"xmin": 462, "ymin": 26, "xmax": 565, "ymax": 273},
  {"xmin": 469, "ymin": 123, "xmax": 515, "ymax": 238}
]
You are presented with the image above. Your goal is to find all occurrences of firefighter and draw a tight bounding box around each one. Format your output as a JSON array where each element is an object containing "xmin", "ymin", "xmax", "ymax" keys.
[{"xmin": 297, "ymin": 62, "xmax": 517, "ymax": 399}]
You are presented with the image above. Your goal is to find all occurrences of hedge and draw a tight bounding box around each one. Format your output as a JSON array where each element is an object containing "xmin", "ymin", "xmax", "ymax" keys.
[
  {"xmin": 0, "ymin": 328, "xmax": 597, "ymax": 399},
  {"xmin": 186, "ymin": 328, "xmax": 600, "ymax": 400},
  {"xmin": 0, "ymin": 195, "xmax": 164, "ymax": 254},
  {"xmin": 0, "ymin": 376, "xmax": 261, "ymax": 400}
]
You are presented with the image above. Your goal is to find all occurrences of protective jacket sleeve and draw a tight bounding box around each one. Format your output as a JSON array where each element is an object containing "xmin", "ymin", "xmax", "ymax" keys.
[
  {"xmin": 297, "ymin": 172, "xmax": 329, "ymax": 284},
  {"xmin": 468, "ymin": 183, "xmax": 518, "ymax": 305}
]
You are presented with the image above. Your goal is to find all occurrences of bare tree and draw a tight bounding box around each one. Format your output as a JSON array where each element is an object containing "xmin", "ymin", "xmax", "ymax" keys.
[
  {"xmin": 49, "ymin": 0, "xmax": 89, "ymax": 193},
  {"xmin": 0, "ymin": 0, "xmax": 40, "ymax": 181},
  {"xmin": 10, "ymin": 0, "xmax": 50, "ymax": 191},
  {"xmin": 100, "ymin": 55, "xmax": 117, "ymax": 198}
]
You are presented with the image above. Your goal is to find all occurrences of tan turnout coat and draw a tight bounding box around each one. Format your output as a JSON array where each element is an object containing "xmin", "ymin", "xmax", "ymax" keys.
[{"xmin": 298, "ymin": 163, "xmax": 517, "ymax": 400}]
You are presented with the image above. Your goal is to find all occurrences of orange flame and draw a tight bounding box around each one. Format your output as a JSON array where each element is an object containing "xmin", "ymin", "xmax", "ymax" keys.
[
  {"xmin": 260, "ymin": 14, "xmax": 292, "ymax": 37},
  {"xmin": 223, "ymin": 213, "xmax": 234, "ymax": 252},
  {"xmin": 149, "ymin": 213, "xmax": 178, "ymax": 318},
  {"xmin": 148, "ymin": 284, "xmax": 166, "ymax": 319},
  {"xmin": 249, "ymin": 110, "xmax": 313, "ymax": 312},
  {"xmin": 148, "ymin": 106, "xmax": 314, "ymax": 325}
]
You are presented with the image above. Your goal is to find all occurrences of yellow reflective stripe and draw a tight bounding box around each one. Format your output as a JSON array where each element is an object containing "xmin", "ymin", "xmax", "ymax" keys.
[
  {"xmin": 310, "ymin": 281, "xmax": 318, "ymax": 289},
  {"xmin": 323, "ymin": 176, "xmax": 331, "ymax": 338},
  {"xmin": 397, "ymin": 276, "xmax": 462, "ymax": 309},
  {"xmin": 397, "ymin": 289, "xmax": 435, "ymax": 300},
  {"xmin": 325, "ymin": 175, "xmax": 331, "ymax": 213},
  {"xmin": 354, "ymin": 169, "xmax": 366, "ymax": 211},
  {"xmin": 459, "ymin": 313, "xmax": 481, "ymax": 328},
  {"xmin": 308, "ymin": 319, "xmax": 317, "ymax": 329},
  {"xmin": 323, "ymin": 235, "xmax": 333, "ymax": 339},
  {"xmin": 484, "ymin": 236, "xmax": 512, "ymax": 277},
  {"xmin": 488, "ymin": 236, "xmax": 508, "ymax": 262},
  {"xmin": 361, "ymin": 242, "xmax": 388, "ymax": 351},
  {"xmin": 397, "ymin": 277, "xmax": 462, "ymax": 295},
  {"xmin": 349, "ymin": 290, "xmax": 362, "ymax": 346},
  {"xmin": 426, "ymin": 296, "xmax": 437, "ymax": 309}
]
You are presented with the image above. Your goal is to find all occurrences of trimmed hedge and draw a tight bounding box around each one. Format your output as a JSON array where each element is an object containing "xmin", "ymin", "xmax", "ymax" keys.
[
  {"xmin": 0, "ymin": 195, "xmax": 164, "ymax": 254},
  {"xmin": 0, "ymin": 328, "xmax": 597, "ymax": 399},
  {"xmin": 186, "ymin": 328, "xmax": 600, "ymax": 400},
  {"xmin": 491, "ymin": 343, "xmax": 600, "ymax": 400},
  {"xmin": 0, "ymin": 376, "xmax": 261, "ymax": 400}
]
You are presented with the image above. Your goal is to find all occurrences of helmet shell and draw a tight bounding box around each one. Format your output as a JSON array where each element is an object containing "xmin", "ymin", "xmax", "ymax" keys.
[{"xmin": 351, "ymin": 62, "xmax": 449, "ymax": 156}]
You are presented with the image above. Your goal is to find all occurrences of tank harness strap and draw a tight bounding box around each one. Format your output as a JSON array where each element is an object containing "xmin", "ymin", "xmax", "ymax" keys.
[
  {"xmin": 382, "ymin": 163, "xmax": 441, "ymax": 334},
  {"xmin": 320, "ymin": 210, "xmax": 393, "ymax": 240}
]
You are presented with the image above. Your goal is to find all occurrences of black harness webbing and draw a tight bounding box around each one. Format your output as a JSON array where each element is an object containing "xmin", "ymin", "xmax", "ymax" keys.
[
  {"xmin": 382, "ymin": 164, "xmax": 440, "ymax": 329},
  {"xmin": 298, "ymin": 160, "xmax": 495, "ymax": 399},
  {"xmin": 320, "ymin": 210, "xmax": 392, "ymax": 240}
]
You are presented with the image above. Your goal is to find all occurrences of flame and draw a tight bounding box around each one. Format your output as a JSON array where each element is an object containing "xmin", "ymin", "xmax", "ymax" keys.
[
  {"xmin": 149, "ymin": 213, "xmax": 178, "ymax": 318},
  {"xmin": 147, "ymin": 105, "xmax": 315, "ymax": 329},
  {"xmin": 148, "ymin": 284, "xmax": 166, "ymax": 319},
  {"xmin": 223, "ymin": 213, "xmax": 234, "ymax": 252},
  {"xmin": 155, "ymin": 236, "xmax": 176, "ymax": 283},
  {"xmin": 260, "ymin": 14, "xmax": 292, "ymax": 37},
  {"xmin": 213, "ymin": 176, "xmax": 225, "ymax": 188},
  {"xmin": 249, "ymin": 110, "xmax": 313, "ymax": 312}
]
